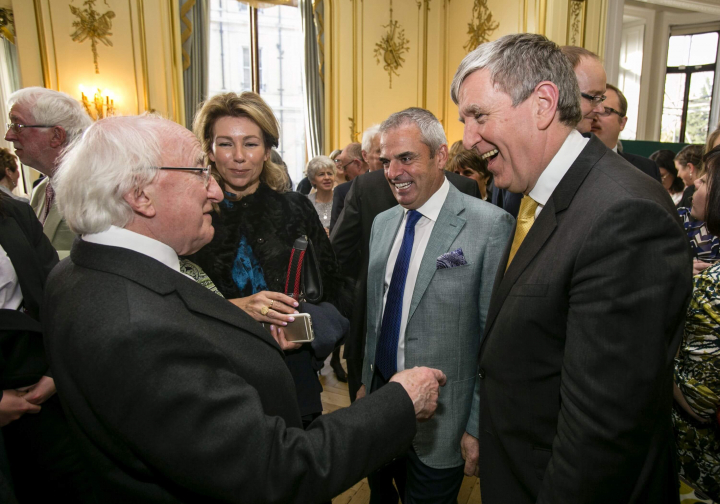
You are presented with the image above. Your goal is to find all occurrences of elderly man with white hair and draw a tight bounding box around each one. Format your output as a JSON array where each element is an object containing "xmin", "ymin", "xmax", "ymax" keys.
[
  {"xmin": 43, "ymin": 114, "xmax": 446, "ymax": 503},
  {"xmin": 361, "ymin": 124, "xmax": 382, "ymax": 173},
  {"xmin": 4, "ymin": 87, "xmax": 92, "ymax": 259}
]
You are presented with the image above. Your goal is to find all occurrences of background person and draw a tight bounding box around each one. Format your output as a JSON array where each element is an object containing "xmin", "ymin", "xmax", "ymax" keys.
[
  {"xmin": 676, "ymin": 144, "xmax": 704, "ymax": 209},
  {"xmin": 0, "ymin": 148, "xmax": 26, "ymax": 202},
  {"xmin": 561, "ymin": 46, "xmax": 606, "ymax": 134},
  {"xmin": 306, "ymin": 155, "xmax": 336, "ymax": 234},
  {"xmin": 446, "ymin": 147, "xmax": 493, "ymax": 201},
  {"xmin": 650, "ymin": 149, "xmax": 685, "ymax": 206},
  {"xmin": 330, "ymin": 142, "xmax": 369, "ymax": 232},
  {"xmin": 673, "ymin": 145, "xmax": 720, "ymax": 502},
  {"xmin": 191, "ymin": 92, "xmax": 346, "ymax": 429}
]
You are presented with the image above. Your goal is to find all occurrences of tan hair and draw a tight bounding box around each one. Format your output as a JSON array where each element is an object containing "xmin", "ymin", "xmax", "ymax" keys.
[
  {"xmin": 560, "ymin": 46, "xmax": 599, "ymax": 68},
  {"xmin": 605, "ymin": 83, "xmax": 627, "ymax": 117},
  {"xmin": 193, "ymin": 92, "xmax": 289, "ymax": 193},
  {"xmin": 676, "ymin": 144, "xmax": 704, "ymax": 177},
  {"xmin": 0, "ymin": 148, "xmax": 17, "ymax": 181},
  {"xmin": 706, "ymin": 123, "xmax": 720, "ymax": 155}
]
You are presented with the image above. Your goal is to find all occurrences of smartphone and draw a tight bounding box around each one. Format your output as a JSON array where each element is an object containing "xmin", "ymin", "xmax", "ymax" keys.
[{"xmin": 263, "ymin": 313, "xmax": 315, "ymax": 343}]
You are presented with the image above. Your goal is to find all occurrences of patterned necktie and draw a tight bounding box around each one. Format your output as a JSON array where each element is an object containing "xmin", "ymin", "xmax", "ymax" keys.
[
  {"xmin": 179, "ymin": 259, "xmax": 224, "ymax": 297},
  {"xmin": 506, "ymin": 195, "xmax": 539, "ymax": 270},
  {"xmin": 375, "ymin": 209, "xmax": 423, "ymax": 381},
  {"xmin": 41, "ymin": 182, "xmax": 55, "ymax": 225}
]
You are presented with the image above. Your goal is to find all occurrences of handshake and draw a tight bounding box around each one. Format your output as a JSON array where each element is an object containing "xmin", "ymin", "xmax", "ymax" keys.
[{"xmin": 358, "ymin": 367, "xmax": 447, "ymax": 420}]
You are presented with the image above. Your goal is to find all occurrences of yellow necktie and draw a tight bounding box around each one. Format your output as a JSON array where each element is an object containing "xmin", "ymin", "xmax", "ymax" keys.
[{"xmin": 506, "ymin": 196, "xmax": 539, "ymax": 270}]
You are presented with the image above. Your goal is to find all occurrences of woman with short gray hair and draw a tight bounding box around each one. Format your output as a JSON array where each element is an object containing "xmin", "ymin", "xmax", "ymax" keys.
[{"xmin": 306, "ymin": 155, "xmax": 336, "ymax": 234}]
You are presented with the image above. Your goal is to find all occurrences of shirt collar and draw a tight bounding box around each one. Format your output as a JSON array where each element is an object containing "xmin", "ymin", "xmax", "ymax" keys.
[
  {"xmin": 612, "ymin": 145, "xmax": 618, "ymax": 153},
  {"xmin": 404, "ymin": 176, "xmax": 450, "ymax": 222},
  {"xmin": 528, "ymin": 129, "xmax": 589, "ymax": 206},
  {"xmin": 82, "ymin": 225, "xmax": 182, "ymax": 273}
]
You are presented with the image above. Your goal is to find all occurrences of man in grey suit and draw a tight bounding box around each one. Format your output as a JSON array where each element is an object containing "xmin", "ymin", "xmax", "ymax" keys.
[
  {"xmin": 358, "ymin": 108, "xmax": 514, "ymax": 503},
  {"xmin": 453, "ymin": 33, "xmax": 690, "ymax": 503}
]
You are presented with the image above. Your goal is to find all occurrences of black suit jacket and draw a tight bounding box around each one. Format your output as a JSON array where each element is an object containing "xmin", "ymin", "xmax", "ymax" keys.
[
  {"xmin": 330, "ymin": 170, "xmax": 480, "ymax": 394},
  {"xmin": 478, "ymin": 136, "xmax": 690, "ymax": 504},
  {"xmin": 44, "ymin": 240, "xmax": 417, "ymax": 503},
  {"xmin": 329, "ymin": 180, "xmax": 353, "ymax": 232},
  {"xmin": 619, "ymin": 151, "xmax": 662, "ymax": 183}
]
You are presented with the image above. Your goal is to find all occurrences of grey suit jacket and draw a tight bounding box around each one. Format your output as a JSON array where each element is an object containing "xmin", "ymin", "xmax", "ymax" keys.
[
  {"xmin": 363, "ymin": 183, "xmax": 514, "ymax": 469},
  {"xmin": 30, "ymin": 177, "xmax": 75, "ymax": 260}
]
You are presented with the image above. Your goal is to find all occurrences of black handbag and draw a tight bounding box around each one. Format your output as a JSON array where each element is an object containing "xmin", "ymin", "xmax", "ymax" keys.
[{"xmin": 284, "ymin": 235, "xmax": 323, "ymax": 303}]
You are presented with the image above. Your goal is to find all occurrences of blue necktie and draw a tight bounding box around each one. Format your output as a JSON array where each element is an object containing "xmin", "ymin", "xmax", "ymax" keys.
[{"xmin": 375, "ymin": 209, "xmax": 423, "ymax": 381}]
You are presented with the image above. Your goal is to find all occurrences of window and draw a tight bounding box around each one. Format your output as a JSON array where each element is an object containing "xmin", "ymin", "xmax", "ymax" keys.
[
  {"xmin": 209, "ymin": 0, "xmax": 306, "ymax": 184},
  {"xmin": 661, "ymin": 31, "xmax": 719, "ymax": 143}
]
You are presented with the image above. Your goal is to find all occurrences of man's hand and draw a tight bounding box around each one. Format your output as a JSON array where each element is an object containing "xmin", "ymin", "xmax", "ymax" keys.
[
  {"xmin": 23, "ymin": 376, "xmax": 56, "ymax": 405},
  {"xmin": 460, "ymin": 432, "xmax": 480, "ymax": 477},
  {"xmin": 0, "ymin": 390, "xmax": 41, "ymax": 427},
  {"xmin": 390, "ymin": 367, "xmax": 446, "ymax": 420},
  {"xmin": 356, "ymin": 384, "xmax": 366, "ymax": 399},
  {"xmin": 268, "ymin": 324, "xmax": 302, "ymax": 352},
  {"xmin": 693, "ymin": 259, "xmax": 711, "ymax": 276}
]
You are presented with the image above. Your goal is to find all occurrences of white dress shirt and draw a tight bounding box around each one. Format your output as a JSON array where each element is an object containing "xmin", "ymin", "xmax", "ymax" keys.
[
  {"xmin": 381, "ymin": 177, "xmax": 450, "ymax": 372},
  {"xmin": 0, "ymin": 243, "xmax": 23, "ymax": 311},
  {"xmin": 83, "ymin": 225, "xmax": 188, "ymax": 277},
  {"xmin": 528, "ymin": 129, "xmax": 589, "ymax": 218}
]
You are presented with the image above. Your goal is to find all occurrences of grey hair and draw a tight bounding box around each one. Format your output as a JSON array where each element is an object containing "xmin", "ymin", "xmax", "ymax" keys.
[
  {"xmin": 379, "ymin": 108, "xmax": 447, "ymax": 158},
  {"xmin": 361, "ymin": 124, "xmax": 380, "ymax": 153},
  {"xmin": 306, "ymin": 155, "xmax": 336, "ymax": 180},
  {"xmin": 8, "ymin": 87, "xmax": 92, "ymax": 144},
  {"xmin": 450, "ymin": 33, "xmax": 582, "ymax": 127},
  {"xmin": 54, "ymin": 114, "xmax": 194, "ymax": 235}
]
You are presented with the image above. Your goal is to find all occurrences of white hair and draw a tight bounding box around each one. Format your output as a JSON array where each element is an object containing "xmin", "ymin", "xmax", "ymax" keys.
[
  {"xmin": 450, "ymin": 33, "xmax": 582, "ymax": 126},
  {"xmin": 379, "ymin": 108, "xmax": 447, "ymax": 158},
  {"xmin": 361, "ymin": 124, "xmax": 380, "ymax": 153},
  {"xmin": 8, "ymin": 87, "xmax": 92, "ymax": 144},
  {"xmin": 306, "ymin": 155, "xmax": 336, "ymax": 180},
  {"xmin": 54, "ymin": 115, "xmax": 193, "ymax": 235}
]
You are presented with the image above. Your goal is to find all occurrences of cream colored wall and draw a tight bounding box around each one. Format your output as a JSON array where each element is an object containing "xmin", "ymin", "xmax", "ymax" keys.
[
  {"xmin": 12, "ymin": 0, "xmax": 185, "ymax": 125},
  {"xmin": 325, "ymin": 0, "xmax": 611, "ymax": 151}
]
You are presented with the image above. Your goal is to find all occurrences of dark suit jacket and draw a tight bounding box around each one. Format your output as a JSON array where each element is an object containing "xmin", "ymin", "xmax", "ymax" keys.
[
  {"xmin": 619, "ymin": 151, "xmax": 662, "ymax": 183},
  {"xmin": 44, "ymin": 240, "xmax": 417, "ymax": 503},
  {"xmin": 329, "ymin": 180, "xmax": 353, "ymax": 232},
  {"xmin": 330, "ymin": 170, "xmax": 480, "ymax": 395},
  {"xmin": 478, "ymin": 136, "xmax": 691, "ymax": 504}
]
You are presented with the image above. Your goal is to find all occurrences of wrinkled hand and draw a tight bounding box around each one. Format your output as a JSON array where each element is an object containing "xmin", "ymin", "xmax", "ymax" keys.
[
  {"xmin": 23, "ymin": 376, "xmax": 56, "ymax": 405},
  {"xmin": 0, "ymin": 390, "xmax": 41, "ymax": 427},
  {"xmin": 229, "ymin": 291, "xmax": 299, "ymax": 325},
  {"xmin": 460, "ymin": 432, "xmax": 480, "ymax": 477},
  {"xmin": 268, "ymin": 324, "xmax": 302, "ymax": 352},
  {"xmin": 693, "ymin": 259, "xmax": 711, "ymax": 276},
  {"xmin": 356, "ymin": 384, "xmax": 367, "ymax": 400},
  {"xmin": 390, "ymin": 367, "xmax": 446, "ymax": 421}
]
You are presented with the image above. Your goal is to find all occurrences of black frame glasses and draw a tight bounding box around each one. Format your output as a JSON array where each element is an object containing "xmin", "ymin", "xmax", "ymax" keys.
[
  {"xmin": 597, "ymin": 106, "xmax": 624, "ymax": 118},
  {"xmin": 159, "ymin": 166, "xmax": 212, "ymax": 187},
  {"xmin": 580, "ymin": 92, "xmax": 606, "ymax": 106},
  {"xmin": 6, "ymin": 123, "xmax": 55, "ymax": 134}
]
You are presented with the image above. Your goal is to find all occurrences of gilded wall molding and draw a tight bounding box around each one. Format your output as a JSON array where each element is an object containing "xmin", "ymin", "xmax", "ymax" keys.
[
  {"xmin": 463, "ymin": 0, "xmax": 498, "ymax": 53},
  {"xmin": 0, "ymin": 9, "xmax": 15, "ymax": 44},
  {"xmin": 567, "ymin": 0, "xmax": 586, "ymax": 47},
  {"xmin": 33, "ymin": 0, "xmax": 51, "ymax": 88},
  {"xmin": 69, "ymin": 0, "xmax": 116, "ymax": 74},
  {"xmin": 374, "ymin": 0, "xmax": 409, "ymax": 89}
]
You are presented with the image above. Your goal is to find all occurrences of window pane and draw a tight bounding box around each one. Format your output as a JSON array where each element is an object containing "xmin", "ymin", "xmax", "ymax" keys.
[
  {"xmin": 257, "ymin": 5, "xmax": 306, "ymax": 185},
  {"xmin": 661, "ymin": 73, "xmax": 686, "ymax": 142},
  {"xmin": 208, "ymin": 0, "xmax": 251, "ymax": 96},
  {"xmin": 689, "ymin": 32, "xmax": 718, "ymax": 66},
  {"xmin": 685, "ymin": 71, "xmax": 715, "ymax": 144},
  {"xmin": 667, "ymin": 35, "xmax": 691, "ymax": 67}
]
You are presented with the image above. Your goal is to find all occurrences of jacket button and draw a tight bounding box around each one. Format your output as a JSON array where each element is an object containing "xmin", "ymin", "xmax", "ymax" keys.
[
  {"xmin": 241, "ymin": 202, "xmax": 249, "ymax": 208},
  {"xmin": 257, "ymin": 237, "xmax": 265, "ymax": 244},
  {"xmin": 478, "ymin": 368, "xmax": 485, "ymax": 379},
  {"xmin": 370, "ymin": 364, "xmax": 374, "ymax": 371}
]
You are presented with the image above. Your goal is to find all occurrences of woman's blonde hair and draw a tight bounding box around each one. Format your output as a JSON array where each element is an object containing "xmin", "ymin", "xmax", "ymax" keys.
[{"xmin": 193, "ymin": 92, "xmax": 289, "ymax": 193}]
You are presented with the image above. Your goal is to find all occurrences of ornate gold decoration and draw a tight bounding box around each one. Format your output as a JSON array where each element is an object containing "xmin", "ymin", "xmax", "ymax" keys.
[
  {"xmin": 348, "ymin": 117, "xmax": 360, "ymax": 142},
  {"xmin": 463, "ymin": 0, "xmax": 498, "ymax": 53},
  {"xmin": 180, "ymin": 0, "xmax": 195, "ymax": 71},
  {"xmin": 567, "ymin": 0, "xmax": 587, "ymax": 47},
  {"xmin": 373, "ymin": 0, "xmax": 409, "ymax": 89},
  {"xmin": 0, "ymin": 9, "xmax": 15, "ymax": 45},
  {"xmin": 80, "ymin": 87, "xmax": 115, "ymax": 120},
  {"xmin": 70, "ymin": 0, "xmax": 116, "ymax": 74}
]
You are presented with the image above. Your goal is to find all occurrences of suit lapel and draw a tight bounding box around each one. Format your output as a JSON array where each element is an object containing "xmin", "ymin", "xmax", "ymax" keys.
[
  {"xmin": 368, "ymin": 207, "xmax": 404, "ymax": 329},
  {"xmin": 43, "ymin": 205, "xmax": 62, "ymax": 242},
  {"xmin": 408, "ymin": 185, "xmax": 466, "ymax": 323},
  {"xmin": 481, "ymin": 136, "xmax": 606, "ymax": 347}
]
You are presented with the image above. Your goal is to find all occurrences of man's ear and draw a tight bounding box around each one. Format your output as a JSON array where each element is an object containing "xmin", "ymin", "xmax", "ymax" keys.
[
  {"xmin": 49, "ymin": 126, "xmax": 67, "ymax": 149},
  {"xmin": 122, "ymin": 184, "xmax": 156, "ymax": 218},
  {"xmin": 362, "ymin": 150, "xmax": 369, "ymax": 164},
  {"xmin": 619, "ymin": 115, "xmax": 628, "ymax": 132},
  {"xmin": 435, "ymin": 144, "xmax": 449, "ymax": 170},
  {"xmin": 535, "ymin": 81, "xmax": 560, "ymax": 130}
]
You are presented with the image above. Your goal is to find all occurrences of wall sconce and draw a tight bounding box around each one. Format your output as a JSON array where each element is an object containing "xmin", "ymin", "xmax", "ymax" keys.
[{"xmin": 79, "ymin": 85, "xmax": 115, "ymax": 120}]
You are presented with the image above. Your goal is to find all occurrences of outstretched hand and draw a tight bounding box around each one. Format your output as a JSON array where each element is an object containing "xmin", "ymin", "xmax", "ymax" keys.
[{"xmin": 390, "ymin": 366, "xmax": 446, "ymax": 421}]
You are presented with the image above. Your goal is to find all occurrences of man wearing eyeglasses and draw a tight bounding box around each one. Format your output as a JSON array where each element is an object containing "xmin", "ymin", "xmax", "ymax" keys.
[
  {"xmin": 329, "ymin": 142, "xmax": 368, "ymax": 233},
  {"xmin": 560, "ymin": 46, "xmax": 607, "ymax": 134},
  {"xmin": 5, "ymin": 87, "xmax": 92, "ymax": 260},
  {"xmin": 591, "ymin": 84, "xmax": 661, "ymax": 182}
]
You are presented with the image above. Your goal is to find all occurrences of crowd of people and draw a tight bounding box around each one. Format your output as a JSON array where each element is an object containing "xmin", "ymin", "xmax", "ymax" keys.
[{"xmin": 1, "ymin": 32, "xmax": 719, "ymax": 504}]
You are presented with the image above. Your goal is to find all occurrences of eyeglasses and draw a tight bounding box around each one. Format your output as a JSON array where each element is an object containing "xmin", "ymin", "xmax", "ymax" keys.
[
  {"xmin": 580, "ymin": 92, "xmax": 607, "ymax": 106},
  {"xmin": 160, "ymin": 166, "xmax": 212, "ymax": 187},
  {"xmin": 597, "ymin": 106, "xmax": 624, "ymax": 118},
  {"xmin": 6, "ymin": 123, "xmax": 55, "ymax": 134},
  {"xmin": 335, "ymin": 159, "xmax": 356, "ymax": 171}
]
